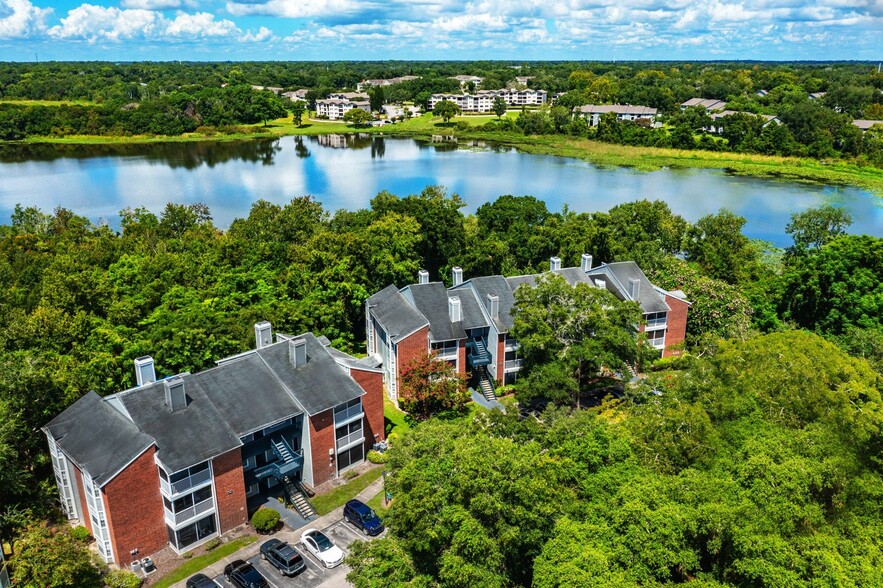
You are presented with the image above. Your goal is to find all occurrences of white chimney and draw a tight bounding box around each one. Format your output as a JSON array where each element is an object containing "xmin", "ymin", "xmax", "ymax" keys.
[
  {"xmin": 418, "ymin": 269, "xmax": 429, "ymax": 285},
  {"xmin": 289, "ymin": 338, "xmax": 307, "ymax": 369},
  {"xmin": 581, "ymin": 254, "xmax": 593, "ymax": 272},
  {"xmin": 486, "ymin": 294, "xmax": 499, "ymax": 320},
  {"xmin": 550, "ymin": 256, "xmax": 561, "ymax": 271},
  {"xmin": 629, "ymin": 278, "xmax": 641, "ymax": 300},
  {"xmin": 452, "ymin": 266, "xmax": 463, "ymax": 286},
  {"xmin": 164, "ymin": 376, "xmax": 187, "ymax": 413},
  {"xmin": 254, "ymin": 321, "xmax": 272, "ymax": 349},
  {"xmin": 134, "ymin": 356, "xmax": 156, "ymax": 387},
  {"xmin": 448, "ymin": 296, "xmax": 461, "ymax": 323}
]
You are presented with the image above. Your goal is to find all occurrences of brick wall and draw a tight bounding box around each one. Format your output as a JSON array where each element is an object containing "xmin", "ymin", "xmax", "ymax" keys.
[
  {"xmin": 663, "ymin": 294, "xmax": 689, "ymax": 357},
  {"xmin": 496, "ymin": 334, "xmax": 505, "ymax": 383},
  {"xmin": 73, "ymin": 466, "xmax": 90, "ymax": 532},
  {"xmin": 102, "ymin": 446, "xmax": 167, "ymax": 562},
  {"xmin": 350, "ymin": 368, "xmax": 385, "ymax": 452},
  {"xmin": 457, "ymin": 339, "xmax": 467, "ymax": 378},
  {"xmin": 212, "ymin": 448, "xmax": 248, "ymax": 533},
  {"xmin": 395, "ymin": 326, "xmax": 429, "ymax": 394},
  {"xmin": 309, "ymin": 410, "xmax": 336, "ymax": 487}
]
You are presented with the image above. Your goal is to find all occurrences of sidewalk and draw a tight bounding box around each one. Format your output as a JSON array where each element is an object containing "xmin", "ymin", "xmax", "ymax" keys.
[{"xmin": 169, "ymin": 476, "xmax": 385, "ymax": 588}]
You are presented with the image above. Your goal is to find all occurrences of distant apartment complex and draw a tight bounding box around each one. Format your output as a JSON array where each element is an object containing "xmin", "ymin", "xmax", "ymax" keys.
[
  {"xmin": 357, "ymin": 76, "xmax": 420, "ymax": 91},
  {"xmin": 366, "ymin": 256, "xmax": 689, "ymax": 402},
  {"xmin": 576, "ymin": 104, "xmax": 658, "ymax": 126},
  {"xmin": 681, "ymin": 98, "xmax": 727, "ymax": 112},
  {"xmin": 451, "ymin": 75, "xmax": 484, "ymax": 88},
  {"xmin": 429, "ymin": 89, "xmax": 548, "ymax": 112},
  {"xmin": 281, "ymin": 89, "xmax": 309, "ymax": 101},
  {"xmin": 43, "ymin": 325, "xmax": 383, "ymax": 564},
  {"xmin": 317, "ymin": 93, "xmax": 371, "ymax": 120}
]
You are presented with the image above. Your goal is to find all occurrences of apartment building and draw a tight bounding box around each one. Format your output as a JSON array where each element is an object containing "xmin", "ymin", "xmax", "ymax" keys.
[
  {"xmin": 576, "ymin": 104, "xmax": 658, "ymax": 126},
  {"xmin": 428, "ymin": 89, "xmax": 548, "ymax": 112},
  {"xmin": 357, "ymin": 76, "xmax": 420, "ymax": 91},
  {"xmin": 43, "ymin": 325, "xmax": 383, "ymax": 564},
  {"xmin": 680, "ymin": 98, "xmax": 727, "ymax": 112},
  {"xmin": 316, "ymin": 98, "xmax": 371, "ymax": 120},
  {"xmin": 365, "ymin": 255, "xmax": 689, "ymax": 402}
]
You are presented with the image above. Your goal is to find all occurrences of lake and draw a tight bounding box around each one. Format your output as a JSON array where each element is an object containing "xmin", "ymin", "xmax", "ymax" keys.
[{"xmin": 0, "ymin": 135, "xmax": 880, "ymax": 247}]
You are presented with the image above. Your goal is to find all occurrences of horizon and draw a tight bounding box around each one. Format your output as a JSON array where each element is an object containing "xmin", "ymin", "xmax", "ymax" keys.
[{"xmin": 1, "ymin": 0, "xmax": 881, "ymax": 62}]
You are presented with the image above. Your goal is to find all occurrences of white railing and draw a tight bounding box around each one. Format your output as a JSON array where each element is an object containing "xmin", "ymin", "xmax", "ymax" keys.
[
  {"xmin": 645, "ymin": 316, "xmax": 667, "ymax": 329},
  {"xmin": 165, "ymin": 497, "xmax": 214, "ymax": 526},
  {"xmin": 334, "ymin": 403, "xmax": 364, "ymax": 425},
  {"xmin": 337, "ymin": 431, "xmax": 364, "ymax": 451},
  {"xmin": 161, "ymin": 468, "xmax": 212, "ymax": 497},
  {"xmin": 504, "ymin": 359, "xmax": 524, "ymax": 371}
]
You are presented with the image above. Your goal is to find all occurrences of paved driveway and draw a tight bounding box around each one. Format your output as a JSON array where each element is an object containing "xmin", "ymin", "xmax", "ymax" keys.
[{"xmin": 212, "ymin": 519, "xmax": 384, "ymax": 588}]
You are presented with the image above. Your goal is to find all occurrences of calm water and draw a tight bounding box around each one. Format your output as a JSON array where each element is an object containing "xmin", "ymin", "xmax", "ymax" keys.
[{"xmin": 0, "ymin": 135, "xmax": 880, "ymax": 247}]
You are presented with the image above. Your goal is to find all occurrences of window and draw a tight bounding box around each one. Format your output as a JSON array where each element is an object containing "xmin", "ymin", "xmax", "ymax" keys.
[
  {"xmin": 431, "ymin": 340, "xmax": 458, "ymax": 357},
  {"xmin": 646, "ymin": 329, "xmax": 665, "ymax": 348},
  {"xmin": 338, "ymin": 444, "xmax": 364, "ymax": 472},
  {"xmin": 645, "ymin": 312, "xmax": 667, "ymax": 329},
  {"xmin": 169, "ymin": 514, "xmax": 217, "ymax": 550},
  {"xmin": 336, "ymin": 419, "xmax": 363, "ymax": 451}
]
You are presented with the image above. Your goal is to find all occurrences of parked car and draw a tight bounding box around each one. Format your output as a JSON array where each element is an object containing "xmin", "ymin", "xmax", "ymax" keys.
[
  {"xmin": 186, "ymin": 574, "xmax": 219, "ymax": 588},
  {"xmin": 260, "ymin": 538, "xmax": 307, "ymax": 576},
  {"xmin": 223, "ymin": 560, "xmax": 268, "ymax": 588},
  {"xmin": 301, "ymin": 528, "xmax": 344, "ymax": 568},
  {"xmin": 344, "ymin": 499, "xmax": 385, "ymax": 535}
]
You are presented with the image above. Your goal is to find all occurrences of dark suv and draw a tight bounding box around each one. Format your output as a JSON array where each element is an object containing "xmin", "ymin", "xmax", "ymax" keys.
[
  {"xmin": 260, "ymin": 538, "xmax": 307, "ymax": 576},
  {"xmin": 223, "ymin": 560, "xmax": 268, "ymax": 588},
  {"xmin": 344, "ymin": 499, "xmax": 384, "ymax": 535}
]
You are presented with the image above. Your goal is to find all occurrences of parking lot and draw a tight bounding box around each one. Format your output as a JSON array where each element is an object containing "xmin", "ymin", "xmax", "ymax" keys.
[{"xmin": 212, "ymin": 518, "xmax": 384, "ymax": 588}]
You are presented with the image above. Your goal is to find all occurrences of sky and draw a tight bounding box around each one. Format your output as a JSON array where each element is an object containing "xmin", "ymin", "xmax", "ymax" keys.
[{"xmin": 0, "ymin": 0, "xmax": 881, "ymax": 62}]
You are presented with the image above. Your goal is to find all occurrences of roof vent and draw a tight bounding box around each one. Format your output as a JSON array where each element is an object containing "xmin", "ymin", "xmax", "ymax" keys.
[
  {"xmin": 486, "ymin": 294, "xmax": 499, "ymax": 320},
  {"xmin": 164, "ymin": 377, "xmax": 187, "ymax": 413},
  {"xmin": 289, "ymin": 338, "xmax": 307, "ymax": 369},
  {"xmin": 581, "ymin": 254, "xmax": 593, "ymax": 272},
  {"xmin": 254, "ymin": 321, "xmax": 272, "ymax": 349},
  {"xmin": 134, "ymin": 356, "xmax": 155, "ymax": 387},
  {"xmin": 448, "ymin": 296, "xmax": 462, "ymax": 323},
  {"xmin": 629, "ymin": 278, "xmax": 641, "ymax": 300},
  {"xmin": 418, "ymin": 269, "xmax": 429, "ymax": 285},
  {"xmin": 452, "ymin": 266, "xmax": 463, "ymax": 287},
  {"xmin": 596, "ymin": 279, "xmax": 606, "ymax": 290},
  {"xmin": 550, "ymin": 256, "xmax": 561, "ymax": 271}
]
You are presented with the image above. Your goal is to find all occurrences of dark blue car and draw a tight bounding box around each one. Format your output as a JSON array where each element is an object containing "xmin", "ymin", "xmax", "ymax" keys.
[{"xmin": 343, "ymin": 499, "xmax": 384, "ymax": 535}]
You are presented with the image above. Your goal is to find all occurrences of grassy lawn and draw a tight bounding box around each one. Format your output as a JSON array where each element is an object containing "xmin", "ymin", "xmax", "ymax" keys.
[
  {"xmin": 365, "ymin": 489, "xmax": 390, "ymax": 517},
  {"xmin": 384, "ymin": 395, "xmax": 411, "ymax": 437},
  {"xmin": 311, "ymin": 467, "xmax": 385, "ymax": 516},
  {"xmin": 0, "ymin": 98, "xmax": 97, "ymax": 106},
  {"xmin": 151, "ymin": 536, "xmax": 256, "ymax": 588}
]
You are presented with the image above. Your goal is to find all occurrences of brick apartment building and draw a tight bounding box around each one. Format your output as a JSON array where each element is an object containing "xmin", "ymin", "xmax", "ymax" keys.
[
  {"xmin": 366, "ymin": 255, "xmax": 689, "ymax": 401},
  {"xmin": 43, "ymin": 325, "xmax": 384, "ymax": 564}
]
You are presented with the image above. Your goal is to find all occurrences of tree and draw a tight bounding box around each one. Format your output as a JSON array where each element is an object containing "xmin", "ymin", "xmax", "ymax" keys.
[
  {"xmin": 250, "ymin": 90, "xmax": 287, "ymax": 126},
  {"xmin": 369, "ymin": 86, "xmax": 385, "ymax": 112},
  {"xmin": 289, "ymin": 100, "xmax": 307, "ymax": 126},
  {"xmin": 785, "ymin": 204, "xmax": 852, "ymax": 255},
  {"xmin": 432, "ymin": 100, "xmax": 461, "ymax": 124},
  {"xmin": 10, "ymin": 524, "xmax": 102, "ymax": 588},
  {"xmin": 343, "ymin": 108, "xmax": 373, "ymax": 127},
  {"xmin": 492, "ymin": 96, "xmax": 507, "ymax": 120},
  {"xmin": 683, "ymin": 210, "xmax": 759, "ymax": 284},
  {"xmin": 399, "ymin": 352, "xmax": 468, "ymax": 420}
]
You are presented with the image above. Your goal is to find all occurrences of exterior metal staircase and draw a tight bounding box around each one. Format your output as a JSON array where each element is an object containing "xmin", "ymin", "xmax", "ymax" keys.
[
  {"xmin": 476, "ymin": 366, "xmax": 496, "ymax": 402},
  {"xmin": 283, "ymin": 477, "xmax": 316, "ymax": 520},
  {"xmin": 253, "ymin": 438, "xmax": 304, "ymax": 483},
  {"xmin": 467, "ymin": 338, "xmax": 492, "ymax": 366}
]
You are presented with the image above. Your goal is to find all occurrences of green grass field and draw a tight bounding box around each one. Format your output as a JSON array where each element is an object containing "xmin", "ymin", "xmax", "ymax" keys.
[
  {"xmin": 311, "ymin": 467, "xmax": 385, "ymax": 516},
  {"xmin": 0, "ymin": 98, "xmax": 98, "ymax": 107}
]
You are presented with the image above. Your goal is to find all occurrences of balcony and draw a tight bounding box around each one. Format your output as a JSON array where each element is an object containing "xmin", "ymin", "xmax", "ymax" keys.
[
  {"xmin": 164, "ymin": 497, "xmax": 214, "ymax": 527},
  {"xmin": 160, "ymin": 468, "xmax": 212, "ymax": 497},
  {"xmin": 466, "ymin": 339, "xmax": 492, "ymax": 367},
  {"xmin": 504, "ymin": 359, "xmax": 524, "ymax": 371},
  {"xmin": 337, "ymin": 430, "xmax": 365, "ymax": 452},
  {"xmin": 334, "ymin": 403, "xmax": 364, "ymax": 426},
  {"xmin": 254, "ymin": 442, "xmax": 304, "ymax": 482}
]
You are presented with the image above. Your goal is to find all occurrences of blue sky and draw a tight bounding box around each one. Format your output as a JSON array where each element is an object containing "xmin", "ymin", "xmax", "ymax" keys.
[{"xmin": 1, "ymin": 0, "xmax": 881, "ymax": 61}]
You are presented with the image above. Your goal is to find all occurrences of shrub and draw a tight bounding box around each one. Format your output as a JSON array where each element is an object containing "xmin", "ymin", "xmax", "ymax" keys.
[
  {"xmin": 251, "ymin": 508, "xmax": 281, "ymax": 533},
  {"xmin": 387, "ymin": 432, "xmax": 400, "ymax": 446},
  {"xmin": 182, "ymin": 552, "xmax": 193, "ymax": 559},
  {"xmin": 104, "ymin": 569, "xmax": 142, "ymax": 588},
  {"xmin": 344, "ymin": 468, "xmax": 360, "ymax": 480},
  {"xmin": 203, "ymin": 537, "xmax": 222, "ymax": 551},
  {"xmin": 455, "ymin": 121, "xmax": 469, "ymax": 131},
  {"xmin": 367, "ymin": 450, "xmax": 387, "ymax": 464},
  {"xmin": 70, "ymin": 525, "xmax": 92, "ymax": 542}
]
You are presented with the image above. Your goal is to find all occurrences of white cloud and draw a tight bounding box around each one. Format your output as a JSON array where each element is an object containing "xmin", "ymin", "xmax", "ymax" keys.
[
  {"xmin": 48, "ymin": 5, "xmax": 242, "ymax": 42},
  {"xmin": 240, "ymin": 25, "xmax": 274, "ymax": 41},
  {"xmin": 226, "ymin": 0, "xmax": 363, "ymax": 18},
  {"xmin": 0, "ymin": 0, "xmax": 51, "ymax": 38},
  {"xmin": 120, "ymin": 0, "xmax": 182, "ymax": 9}
]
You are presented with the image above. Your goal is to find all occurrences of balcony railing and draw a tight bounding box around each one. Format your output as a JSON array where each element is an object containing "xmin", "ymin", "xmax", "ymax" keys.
[
  {"xmin": 160, "ymin": 468, "xmax": 212, "ymax": 497},
  {"xmin": 504, "ymin": 359, "xmax": 524, "ymax": 371},
  {"xmin": 337, "ymin": 431, "xmax": 365, "ymax": 452},
  {"xmin": 164, "ymin": 497, "xmax": 214, "ymax": 527},
  {"xmin": 645, "ymin": 316, "xmax": 667, "ymax": 329},
  {"xmin": 334, "ymin": 403, "xmax": 364, "ymax": 425}
]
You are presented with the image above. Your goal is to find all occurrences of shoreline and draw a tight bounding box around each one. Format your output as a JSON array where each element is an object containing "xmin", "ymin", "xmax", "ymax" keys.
[{"xmin": 5, "ymin": 116, "xmax": 883, "ymax": 195}]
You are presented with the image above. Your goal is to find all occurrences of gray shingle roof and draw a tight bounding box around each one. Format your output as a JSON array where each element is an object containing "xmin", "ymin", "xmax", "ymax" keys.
[
  {"xmin": 43, "ymin": 391, "xmax": 155, "ymax": 487},
  {"xmin": 366, "ymin": 284, "xmax": 429, "ymax": 342},
  {"xmin": 588, "ymin": 262, "xmax": 670, "ymax": 313},
  {"xmin": 402, "ymin": 283, "xmax": 467, "ymax": 342},
  {"xmin": 453, "ymin": 276, "xmax": 518, "ymax": 332}
]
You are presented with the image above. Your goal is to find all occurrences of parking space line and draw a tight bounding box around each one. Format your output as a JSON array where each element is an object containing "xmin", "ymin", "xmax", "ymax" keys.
[{"xmin": 295, "ymin": 544, "xmax": 328, "ymax": 573}]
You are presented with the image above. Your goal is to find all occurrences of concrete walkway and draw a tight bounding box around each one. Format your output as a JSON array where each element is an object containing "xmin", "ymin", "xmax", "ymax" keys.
[{"xmin": 169, "ymin": 477, "xmax": 385, "ymax": 588}]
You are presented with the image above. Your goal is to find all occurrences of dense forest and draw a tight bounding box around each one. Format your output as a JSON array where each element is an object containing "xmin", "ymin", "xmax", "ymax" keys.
[
  {"xmin": 1, "ymin": 189, "xmax": 881, "ymax": 585},
  {"xmin": 1, "ymin": 61, "xmax": 881, "ymax": 166}
]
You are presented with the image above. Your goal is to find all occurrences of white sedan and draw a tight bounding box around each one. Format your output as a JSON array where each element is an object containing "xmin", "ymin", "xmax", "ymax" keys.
[{"xmin": 301, "ymin": 528, "xmax": 344, "ymax": 568}]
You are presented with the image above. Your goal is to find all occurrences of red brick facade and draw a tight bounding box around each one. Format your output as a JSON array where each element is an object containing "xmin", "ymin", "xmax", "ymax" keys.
[
  {"xmin": 73, "ymin": 466, "xmax": 91, "ymax": 533},
  {"xmin": 102, "ymin": 446, "xmax": 166, "ymax": 564},
  {"xmin": 663, "ymin": 294, "xmax": 689, "ymax": 357},
  {"xmin": 457, "ymin": 339, "xmax": 467, "ymax": 378},
  {"xmin": 350, "ymin": 368, "xmax": 385, "ymax": 450},
  {"xmin": 212, "ymin": 448, "xmax": 248, "ymax": 533},
  {"xmin": 395, "ymin": 326, "xmax": 429, "ymax": 395},
  {"xmin": 309, "ymin": 410, "xmax": 336, "ymax": 487},
  {"xmin": 496, "ymin": 334, "xmax": 505, "ymax": 384}
]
